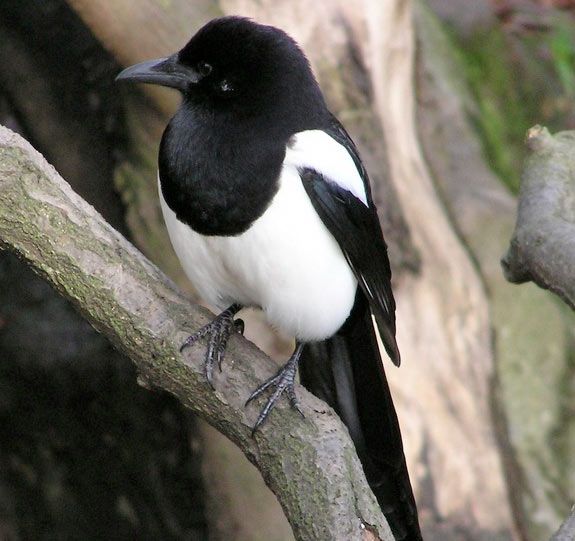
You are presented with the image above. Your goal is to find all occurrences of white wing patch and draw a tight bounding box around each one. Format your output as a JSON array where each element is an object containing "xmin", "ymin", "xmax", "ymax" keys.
[{"xmin": 284, "ymin": 130, "xmax": 368, "ymax": 206}]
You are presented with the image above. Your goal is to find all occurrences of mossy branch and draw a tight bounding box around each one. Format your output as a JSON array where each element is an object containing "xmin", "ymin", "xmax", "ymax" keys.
[
  {"xmin": 0, "ymin": 125, "xmax": 392, "ymax": 541},
  {"xmin": 502, "ymin": 126, "xmax": 575, "ymax": 311}
]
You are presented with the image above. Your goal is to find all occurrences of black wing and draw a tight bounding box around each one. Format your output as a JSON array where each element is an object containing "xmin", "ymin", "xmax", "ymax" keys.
[{"xmin": 300, "ymin": 159, "xmax": 400, "ymax": 366}]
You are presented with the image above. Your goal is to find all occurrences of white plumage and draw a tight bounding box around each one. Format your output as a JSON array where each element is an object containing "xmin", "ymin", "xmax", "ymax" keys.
[{"xmin": 159, "ymin": 130, "xmax": 366, "ymax": 341}]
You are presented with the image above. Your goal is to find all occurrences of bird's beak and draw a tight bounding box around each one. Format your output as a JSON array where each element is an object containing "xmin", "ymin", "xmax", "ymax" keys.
[{"xmin": 116, "ymin": 54, "xmax": 200, "ymax": 92}]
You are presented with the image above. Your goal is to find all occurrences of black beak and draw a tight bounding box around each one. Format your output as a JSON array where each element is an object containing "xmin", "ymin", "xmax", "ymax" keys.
[{"xmin": 116, "ymin": 54, "xmax": 200, "ymax": 92}]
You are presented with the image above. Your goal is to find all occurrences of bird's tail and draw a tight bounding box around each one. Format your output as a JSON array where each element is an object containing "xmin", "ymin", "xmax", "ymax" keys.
[{"xmin": 299, "ymin": 294, "xmax": 422, "ymax": 541}]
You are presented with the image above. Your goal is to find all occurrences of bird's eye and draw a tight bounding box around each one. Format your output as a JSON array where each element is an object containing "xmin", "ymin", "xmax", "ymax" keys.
[{"xmin": 197, "ymin": 61, "xmax": 212, "ymax": 77}]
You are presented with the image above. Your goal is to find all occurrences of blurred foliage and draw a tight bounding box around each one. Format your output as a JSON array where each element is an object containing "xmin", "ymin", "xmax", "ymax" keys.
[
  {"xmin": 446, "ymin": 6, "xmax": 575, "ymax": 193},
  {"xmin": 549, "ymin": 18, "xmax": 575, "ymax": 98},
  {"xmin": 458, "ymin": 27, "xmax": 533, "ymax": 192}
]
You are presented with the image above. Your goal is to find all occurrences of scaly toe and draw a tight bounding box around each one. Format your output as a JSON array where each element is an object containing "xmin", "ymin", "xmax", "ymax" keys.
[
  {"xmin": 180, "ymin": 324, "xmax": 210, "ymax": 352},
  {"xmin": 247, "ymin": 343, "xmax": 304, "ymax": 433},
  {"xmin": 245, "ymin": 373, "xmax": 281, "ymax": 406},
  {"xmin": 179, "ymin": 304, "xmax": 242, "ymax": 386}
]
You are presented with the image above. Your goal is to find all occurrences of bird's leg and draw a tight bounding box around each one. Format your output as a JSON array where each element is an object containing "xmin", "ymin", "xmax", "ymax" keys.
[
  {"xmin": 180, "ymin": 303, "xmax": 243, "ymax": 387},
  {"xmin": 246, "ymin": 342, "xmax": 305, "ymax": 434}
]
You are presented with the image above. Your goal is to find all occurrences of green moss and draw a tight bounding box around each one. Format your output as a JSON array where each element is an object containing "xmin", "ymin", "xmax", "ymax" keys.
[
  {"xmin": 549, "ymin": 19, "xmax": 575, "ymax": 99},
  {"xmin": 453, "ymin": 28, "xmax": 535, "ymax": 192},
  {"xmin": 443, "ymin": 12, "xmax": 575, "ymax": 194}
]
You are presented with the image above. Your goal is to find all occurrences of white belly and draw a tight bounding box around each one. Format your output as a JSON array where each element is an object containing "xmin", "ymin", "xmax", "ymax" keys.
[{"xmin": 159, "ymin": 166, "xmax": 358, "ymax": 342}]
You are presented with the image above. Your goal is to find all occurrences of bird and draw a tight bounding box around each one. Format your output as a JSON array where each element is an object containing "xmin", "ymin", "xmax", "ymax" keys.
[{"xmin": 117, "ymin": 16, "xmax": 422, "ymax": 540}]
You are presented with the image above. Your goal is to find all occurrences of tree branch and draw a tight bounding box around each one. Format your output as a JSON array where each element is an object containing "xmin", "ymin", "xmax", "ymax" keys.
[
  {"xmin": 550, "ymin": 506, "xmax": 575, "ymax": 541},
  {"xmin": 502, "ymin": 126, "xmax": 575, "ymax": 310},
  {"xmin": 0, "ymin": 125, "xmax": 392, "ymax": 541}
]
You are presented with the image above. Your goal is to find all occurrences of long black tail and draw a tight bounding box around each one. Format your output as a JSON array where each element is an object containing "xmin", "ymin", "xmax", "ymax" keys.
[{"xmin": 300, "ymin": 294, "xmax": 422, "ymax": 541}]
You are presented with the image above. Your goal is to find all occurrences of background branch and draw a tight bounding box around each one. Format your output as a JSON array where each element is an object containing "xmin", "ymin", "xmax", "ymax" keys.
[
  {"xmin": 502, "ymin": 126, "xmax": 575, "ymax": 310},
  {"xmin": 0, "ymin": 125, "xmax": 393, "ymax": 541},
  {"xmin": 550, "ymin": 507, "xmax": 575, "ymax": 541}
]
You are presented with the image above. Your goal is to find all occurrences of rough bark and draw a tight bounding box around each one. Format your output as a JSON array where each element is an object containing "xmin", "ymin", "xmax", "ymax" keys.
[
  {"xmin": 502, "ymin": 126, "xmax": 575, "ymax": 310},
  {"xmin": 0, "ymin": 125, "xmax": 393, "ymax": 541}
]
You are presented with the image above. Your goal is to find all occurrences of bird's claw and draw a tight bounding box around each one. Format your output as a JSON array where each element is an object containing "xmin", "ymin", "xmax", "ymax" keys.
[
  {"xmin": 181, "ymin": 310, "xmax": 305, "ymax": 434},
  {"xmin": 246, "ymin": 344, "xmax": 305, "ymax": 435},
  {"xmin": 234, "ymin": 318, "xmax": 245, "ymax": 336},
  {"xmin": 180, "ymin": 304, "xmax": 241, "ymax": 387}
]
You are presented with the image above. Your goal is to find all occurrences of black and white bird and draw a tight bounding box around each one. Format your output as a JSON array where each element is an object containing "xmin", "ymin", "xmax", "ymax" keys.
[{"xmin": 117, "ymin": 16, "xmax": 421, "ymax": 540}]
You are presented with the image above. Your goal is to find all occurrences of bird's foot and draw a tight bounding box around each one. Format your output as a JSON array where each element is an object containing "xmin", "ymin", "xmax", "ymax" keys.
[
  {"xmin": 246, "ymin": 343, "xmax": 305, "ymax": 434},
  {"xmin": 180, "ymin": 303, "xmax": 243, "ymax": 387}
]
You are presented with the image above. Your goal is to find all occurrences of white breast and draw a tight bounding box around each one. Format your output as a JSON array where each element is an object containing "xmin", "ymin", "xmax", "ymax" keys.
[{"xmin": 159, "ymin": 130, "xmax": 365, "ymax": 342}]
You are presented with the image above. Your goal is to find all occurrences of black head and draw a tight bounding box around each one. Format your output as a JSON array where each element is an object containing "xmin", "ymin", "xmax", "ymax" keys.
[{"xmin": 117, "ymin": 17, "xmax": 328, "ymax": 134}]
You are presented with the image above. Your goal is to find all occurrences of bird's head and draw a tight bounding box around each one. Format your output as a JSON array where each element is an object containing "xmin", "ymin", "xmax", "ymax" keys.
[{"xmin": 116, "ymin": 16, "xmax": 326, "ymax": 129}]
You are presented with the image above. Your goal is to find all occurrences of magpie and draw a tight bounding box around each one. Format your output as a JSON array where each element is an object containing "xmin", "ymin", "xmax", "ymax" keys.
[{"xmin": 117, "ymin": 16, "xmax": 422, "ymax": 540}]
